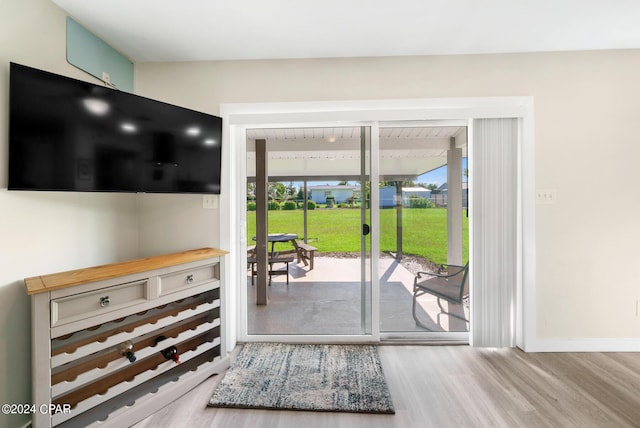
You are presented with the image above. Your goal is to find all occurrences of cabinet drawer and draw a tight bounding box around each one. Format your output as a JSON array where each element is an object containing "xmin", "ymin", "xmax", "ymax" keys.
[
  {"xmin": 51, "ymin": 280, "xmax": 149, "ymax": 327},
  {"xmin": 159, "ymin": 263, "xmax": 218, "ymax": 296}
]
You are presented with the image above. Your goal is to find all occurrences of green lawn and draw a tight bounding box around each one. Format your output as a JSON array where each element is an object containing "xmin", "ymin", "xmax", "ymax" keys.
[{"xmin": 246, "ymin": 207, "xmax": 468, "ymax": 265}]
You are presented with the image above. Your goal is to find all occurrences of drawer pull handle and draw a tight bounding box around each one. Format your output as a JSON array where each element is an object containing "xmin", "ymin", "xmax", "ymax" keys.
[
  {"xmin": 186, "ymin": 274, "xmax": 194, "ymax": 284},
  {"xmin": 99, "ymin": 296, "xmax": 110, "ymax": 307}
]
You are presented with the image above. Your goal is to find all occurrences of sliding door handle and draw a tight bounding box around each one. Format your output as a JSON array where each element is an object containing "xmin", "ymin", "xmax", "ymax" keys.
[{"xmin": 362, "ymin": 224, "xmax": 370, "ymax": 236}]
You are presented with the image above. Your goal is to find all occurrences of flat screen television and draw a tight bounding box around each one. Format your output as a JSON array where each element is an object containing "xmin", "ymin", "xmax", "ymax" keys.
[{"xmin": 8, "ymin": 62, "xmax": 222, "ymax": 194}]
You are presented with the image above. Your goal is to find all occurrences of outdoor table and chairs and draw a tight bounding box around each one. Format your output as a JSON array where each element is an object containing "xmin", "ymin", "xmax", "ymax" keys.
[
  {"xmin": 249, "ymin": 233, "xmax": 298, "ymax": 284},
  {"xmin": 248, "ymin": 233, "xmax": 318, "ymax": 284}
]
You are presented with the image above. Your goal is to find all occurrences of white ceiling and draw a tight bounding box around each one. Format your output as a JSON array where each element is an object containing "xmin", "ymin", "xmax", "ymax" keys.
[{"xmin": 53, "ymin": 0, "xmax": 640, "ymax": 62}]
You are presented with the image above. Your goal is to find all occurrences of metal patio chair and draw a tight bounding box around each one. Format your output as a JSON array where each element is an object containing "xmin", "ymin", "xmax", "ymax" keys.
[{"xmin": 412, "ymin": 262, "xmax": 469, "ymax": 329}]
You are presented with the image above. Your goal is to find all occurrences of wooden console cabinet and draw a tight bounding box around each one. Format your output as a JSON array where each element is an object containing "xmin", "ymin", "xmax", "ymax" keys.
[{"xmin": 25, "ymin": 248, "xmax": 229, "ymax": 428}]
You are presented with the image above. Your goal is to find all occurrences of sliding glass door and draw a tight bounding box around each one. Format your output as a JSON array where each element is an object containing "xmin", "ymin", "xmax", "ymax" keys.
[
  {"xmin": 244, "ymin": 126, "xmax": 372, "ymax": 337},
  {"xmin": 377, "ymin": 122, "xmax": 469, "ymax": 337},
  {"xmin": 242, "ymin": 121, "xmax": 471, "ymax": 339}
]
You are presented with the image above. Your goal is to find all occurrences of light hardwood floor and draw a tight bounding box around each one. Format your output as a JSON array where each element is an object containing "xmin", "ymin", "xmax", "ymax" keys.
[{"xmin": 134, "ymin": 345, "xmax": 640, "ymax": 428}]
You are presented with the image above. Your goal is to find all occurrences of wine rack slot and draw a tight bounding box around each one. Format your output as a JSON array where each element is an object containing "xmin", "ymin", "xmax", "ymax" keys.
[
  {"xmin": 54, "ymin": 348, "xmax": 221, "ymax": 428},
  {"xmin": 51, "ymin": 288, "xmax": 219, "ymax": 355},
  {"xmin": 25, "ymin": 247, "xmax": 229, "ymax": 428},
  {"xmin": 51, "ymin": 299, "xmax": 220, "ymax": 367},
  {"xmin": 52, "ymin": 339, "xmax": 220, "ymax": 426},
  {"xmin": 54, "ymin": 331, "xmax": 217, "ymax": 408},
  {"xmin": 51, "ymin": 320, "xmax": 220, "ymax": 395}
]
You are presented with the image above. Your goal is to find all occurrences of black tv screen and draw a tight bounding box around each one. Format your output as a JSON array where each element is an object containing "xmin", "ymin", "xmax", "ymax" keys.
[{"xmin": 8, "ymin": 62, "xmax": 222, "ymax": 194}]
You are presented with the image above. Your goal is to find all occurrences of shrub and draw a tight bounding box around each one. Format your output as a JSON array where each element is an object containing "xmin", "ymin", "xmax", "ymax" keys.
[
  {"xmin": 282, "ymin": 201, "xmax": 297, "ymax": 210},
  {"xmin": 307, "ymin": 200, "xmax": 316, "ymax": 210},
  {"xmin": 246, "ymin": 202, "xmax": 257, "ymax": 211},
  {"xmin": 407, "ymin": 197, "xmax": 435, "ymax": 209},
  {"xmin": 268, "ymin": 201, "xmax": 280, "ymax": 210}
]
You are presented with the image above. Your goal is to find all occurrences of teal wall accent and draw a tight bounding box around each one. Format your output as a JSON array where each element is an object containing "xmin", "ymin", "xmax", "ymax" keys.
[{"xmin": 66, "ymin": 17, "xmax": 134, "ymax": 92}]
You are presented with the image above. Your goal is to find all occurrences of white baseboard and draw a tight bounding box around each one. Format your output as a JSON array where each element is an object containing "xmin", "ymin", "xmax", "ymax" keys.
[{"xmin": 524, "ymin": 338, "xmax": 640, "ymax": 352}]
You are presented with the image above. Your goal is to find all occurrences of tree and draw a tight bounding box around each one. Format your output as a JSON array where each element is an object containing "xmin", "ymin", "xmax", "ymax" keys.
[
  {"xmin": 285, "ymin": 182, "xmax": 297, "ymax": 200},
  {"xmin": 246, "ymin": 182, "xmax": 256, "ymax": 200},
  {"xmin": 268, "ymin": 182, "xmax": 286, "ymax": 201},
  {"xmin": 426, "ymin": 183, "xmax": 438, "ymax": 191},
  {"xmin": 380, "ymin": 179, "xmax": 414, "ymax": 188}
]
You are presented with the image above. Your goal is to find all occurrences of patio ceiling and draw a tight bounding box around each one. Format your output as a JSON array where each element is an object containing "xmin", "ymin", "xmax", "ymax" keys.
[{"xmin": 246, "ymin": 125, "xmax": 467, "ymax": 180}]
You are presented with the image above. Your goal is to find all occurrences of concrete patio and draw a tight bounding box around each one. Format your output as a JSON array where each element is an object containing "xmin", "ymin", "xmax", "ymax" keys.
[{"xmin": 246, "ymin": 255, "xmax": 469, "ymax": 336}]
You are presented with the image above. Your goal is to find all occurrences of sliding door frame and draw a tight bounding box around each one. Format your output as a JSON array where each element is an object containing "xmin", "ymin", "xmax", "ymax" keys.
[
  {"xmin": 230, "ymin": 120, "xmax": 380, "ymax": 344},
  {"xmin": 220, "ymin": 97, "xmax": 535, "ymax": 350},
  {"xmin": 377, "ymin": 119, "xmax": 469, "ymax": 342}
]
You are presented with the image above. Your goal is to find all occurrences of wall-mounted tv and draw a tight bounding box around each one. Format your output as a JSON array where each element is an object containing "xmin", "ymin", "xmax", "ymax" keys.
[{"xmin": 8, "ymin": 62, "xmax": 222, "ymax": 194}]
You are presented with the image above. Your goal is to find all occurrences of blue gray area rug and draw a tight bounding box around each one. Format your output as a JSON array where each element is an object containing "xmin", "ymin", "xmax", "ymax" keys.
[{"xmin": 208, "ymin": 343, "xmax": 395, "ymax": 414}]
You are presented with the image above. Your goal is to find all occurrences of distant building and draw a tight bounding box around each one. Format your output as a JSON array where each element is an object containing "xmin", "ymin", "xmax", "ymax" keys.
[
  {"xmin": 431, "ymin": 182, "xmax": 468, "ymax": 207},
  {"xmin": 308, "ymin": 185, "xmax": 360, "ymax": 204}
]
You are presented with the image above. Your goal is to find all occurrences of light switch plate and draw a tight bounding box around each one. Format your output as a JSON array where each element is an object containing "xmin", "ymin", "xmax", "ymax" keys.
[
  {"xmin": 536, "ymin": 189, "xmax": 557, "ymax": 204},
  {"xmin": 202, "ymin": 195, "xmax": 218, "ymax": 209}
]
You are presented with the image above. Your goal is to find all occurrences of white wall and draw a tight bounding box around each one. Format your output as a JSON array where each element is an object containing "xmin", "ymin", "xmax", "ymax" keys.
[
  {"xmin": 136, "ymin": 50, "xmax": 640, "ymax": 345},
  {"xmin": 136, "ymin": 193, "xmax": 220, "ymax": 256},
  {"xmin": 0, "ymin": 1, "xmax": 139, "ymax": 426}
]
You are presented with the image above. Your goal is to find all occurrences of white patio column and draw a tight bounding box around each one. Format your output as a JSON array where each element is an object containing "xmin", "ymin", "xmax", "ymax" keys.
[{"xmin": 447, "ymin": 137, "xmax": 463, "ymax": 266}]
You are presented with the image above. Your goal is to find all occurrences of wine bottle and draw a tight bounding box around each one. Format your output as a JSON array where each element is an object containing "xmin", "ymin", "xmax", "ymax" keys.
[
  {"xmin": 160, "ymin": 345, "xmax": 181, "ymax": 364},
  {"xmin": 155, "ymin": 335, "xmax": 181, "ymax": 363},
  {"xmin": 118, "ymin": 340, "xmax": 136, "ymax": 363}
]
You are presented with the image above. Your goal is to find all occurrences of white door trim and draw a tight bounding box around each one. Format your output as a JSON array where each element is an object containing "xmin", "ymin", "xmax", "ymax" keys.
[{"xmin": 220, "ymin": 97, "xmax": 535, "ymax": 349}]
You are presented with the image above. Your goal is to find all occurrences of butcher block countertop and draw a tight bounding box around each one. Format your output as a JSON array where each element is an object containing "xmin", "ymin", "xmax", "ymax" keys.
[{"xmin": 24, "ymin": 247, "xmax": 227, "ymax": 295}]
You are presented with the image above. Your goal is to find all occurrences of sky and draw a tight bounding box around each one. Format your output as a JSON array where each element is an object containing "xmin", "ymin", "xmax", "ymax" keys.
[
  {"xmin": 417, "ymin": 157, "xmax": 468, "ymax": 187},
  {"xmin": 418, "ymin": 165, "xmax": 447, "ymax": 186}
]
